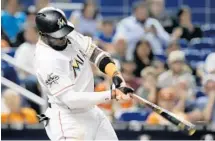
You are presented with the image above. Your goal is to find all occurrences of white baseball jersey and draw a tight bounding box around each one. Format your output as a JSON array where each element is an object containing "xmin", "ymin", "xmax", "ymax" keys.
[{"xmin": 34, "ymin": 30, "xmax": 111, "ymax": 110}]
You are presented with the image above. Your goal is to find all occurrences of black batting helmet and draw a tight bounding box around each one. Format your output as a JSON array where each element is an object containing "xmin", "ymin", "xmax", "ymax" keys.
[{"xmin": 35, "ymin": 7, "xmax": 74, "ymax": 39}]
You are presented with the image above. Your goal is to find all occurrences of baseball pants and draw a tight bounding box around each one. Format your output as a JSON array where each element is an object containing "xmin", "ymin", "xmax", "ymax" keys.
[{"xmin": 43, "ymin": 105, "xmax": 118, "ymax": 141}]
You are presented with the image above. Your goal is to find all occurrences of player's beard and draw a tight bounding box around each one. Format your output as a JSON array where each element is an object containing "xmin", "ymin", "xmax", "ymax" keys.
[{"xmin": 47, "ymin": 37, "xmax": 68, "ymax": 51}]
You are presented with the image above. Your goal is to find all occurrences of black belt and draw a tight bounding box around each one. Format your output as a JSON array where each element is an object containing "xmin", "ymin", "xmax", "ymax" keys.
[
  {"xmin": 48, "ymin": 102, "xmax": 51, "ymax": 108},
  {"xmin": 37, "ymin": 102, "xmax": 51, "ymax": 127},
  {"xmin": 37, "ymin": 114, "xmax": 49, "ymax": 127}
]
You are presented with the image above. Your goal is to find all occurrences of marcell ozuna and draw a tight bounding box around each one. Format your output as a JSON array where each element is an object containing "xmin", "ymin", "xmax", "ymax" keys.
[{"xmin": 34, "ymin": 7, "xmax": 134, "ymax": 141}]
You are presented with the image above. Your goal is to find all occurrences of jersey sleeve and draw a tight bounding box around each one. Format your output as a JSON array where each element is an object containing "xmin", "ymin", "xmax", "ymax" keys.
[
  {"xmin": 69, "ymin": 31, "xmax": 96, "ymax": 59},
  {"xmin": 36, "ymin": 59, "xmax": 74, "ymax": 96}
]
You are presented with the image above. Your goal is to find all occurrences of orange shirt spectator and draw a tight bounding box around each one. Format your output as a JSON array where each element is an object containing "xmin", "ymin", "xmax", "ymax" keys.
[
  {"xmin": 1, "ymin": 89, "xmax": 38, "ymax": 124},
  {"xmin": 1, "ymin": 107, "xmax": 38, "ymax": 124}
]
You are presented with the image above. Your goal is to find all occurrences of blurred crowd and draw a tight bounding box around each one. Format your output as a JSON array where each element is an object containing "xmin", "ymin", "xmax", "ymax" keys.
[{"xmin": 1, "ymin": 0, "xmax": 215, "ymax": 126}]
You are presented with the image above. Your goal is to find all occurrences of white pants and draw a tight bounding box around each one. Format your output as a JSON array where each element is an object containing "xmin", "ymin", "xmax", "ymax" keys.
[{"xmin": 44, "ymin": 105, "xmax": 118, "ymax": 141}]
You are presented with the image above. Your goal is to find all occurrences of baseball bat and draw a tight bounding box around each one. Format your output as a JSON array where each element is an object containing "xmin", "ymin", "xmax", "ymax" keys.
[{"xmin": 132, "ymin": 94, "xmax": 196, "ymax": 136}]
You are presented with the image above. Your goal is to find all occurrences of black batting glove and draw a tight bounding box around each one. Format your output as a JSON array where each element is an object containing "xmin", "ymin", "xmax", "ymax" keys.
[{"xmin": 112, "ymin": 75, "xmax": 134, "ymax": 94}]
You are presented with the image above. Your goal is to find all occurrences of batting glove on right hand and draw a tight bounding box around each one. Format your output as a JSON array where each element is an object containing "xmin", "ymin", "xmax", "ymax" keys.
[{"xmin": 111, "ymin": 75, "xmax": 134, "ymax": 100}]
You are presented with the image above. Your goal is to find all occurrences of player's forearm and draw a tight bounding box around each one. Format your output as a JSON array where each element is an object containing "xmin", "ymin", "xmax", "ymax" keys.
[
  {"xmin": 89, "ymin": 46, "xmax": 133, "ymax": 93},
  {"xmin": 55, "ymin": 88, "xmax": 111, "ymax": 109},
  {"xmin": 90, "ymin": 47, "xmax": 121, "ymax": 78}
]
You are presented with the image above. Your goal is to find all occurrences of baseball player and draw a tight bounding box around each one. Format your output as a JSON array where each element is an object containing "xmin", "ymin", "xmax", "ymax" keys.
[{"xmin": 34, "ymin": 7, "xmax": 134, "ymax": 141}]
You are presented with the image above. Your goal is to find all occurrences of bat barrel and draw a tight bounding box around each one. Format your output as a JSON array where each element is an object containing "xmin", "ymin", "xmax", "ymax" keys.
[
  {"xmin": 132, "ymin": 94, "xmax": 196, "ymax": 136},
  {"xmin": 178, "ymin": 123, "xmax": 196, "ymax": 136},
  {"xmin": 188, "ymin": 128, "xmax": 196, "ymax": 136},
  {"xmin": 159, "ymin": 109, "xmax": 196, "ymax": 136}
]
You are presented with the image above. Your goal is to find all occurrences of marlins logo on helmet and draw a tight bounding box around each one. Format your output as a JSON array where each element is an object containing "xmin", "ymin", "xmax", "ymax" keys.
[{"xmin": 57, "ymin": 18, "xmax": 66, "ymax": 28}]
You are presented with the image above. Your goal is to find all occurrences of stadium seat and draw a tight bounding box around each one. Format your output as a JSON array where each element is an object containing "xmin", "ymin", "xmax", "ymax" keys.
[
  {"xmin": 201, "ymin": 24, "xmax": 215, "ymax": 38},
  {"xmin": 119, "ymin": 111, "xmax": 150, "ymax": 121},
  {"xmin": 190, "ymin": 38, "xmax": 214, "ymax": 49},
  {"xmin": 189, "ymin": 38, "xmax": 215, "ymax": 61},
  {"xmin": 185, "ymin": 41, "xmax": 214, "ymax": 68},
  {"xmin": 154, "ymin": 54, "xmax": 167, "ymax": 63},
  {"xmin": 184, "ymin": 48, "xmax": 203, "ymax": 68},
  {"xmin": 165, "ymin": 0, "xmax": 179, "ymax": 7},
  {"xmin": 183, "ymin": 0, "xmax": 206, "ymax": 8},
  {"xmin": 196, "ymin": 90, "xmax": 205, "ymax": 98}
]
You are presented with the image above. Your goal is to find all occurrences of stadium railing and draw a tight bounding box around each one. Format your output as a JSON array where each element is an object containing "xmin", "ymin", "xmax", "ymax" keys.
[{"xmin": 1, "ymin": 52, "xmax": 47, "ymax": 113}]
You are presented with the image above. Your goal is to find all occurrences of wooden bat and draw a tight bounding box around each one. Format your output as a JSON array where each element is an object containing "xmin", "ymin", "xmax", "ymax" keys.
[{"xmin": 132, "ymin": 94, "xmax": 196, "ymax": 136}]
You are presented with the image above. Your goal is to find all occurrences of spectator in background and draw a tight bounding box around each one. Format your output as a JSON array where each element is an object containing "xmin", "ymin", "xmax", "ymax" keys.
[
  {"xmin": 15, "ymin": 5, "xmax": 37, "ymax": 47},
  {"xmin": 1, "ymin": 89, "xmax": 38, "ymax": 124},
  {"xmin": 187, "ymin": 76, "xmax": 215, "ymax": 123},
  {"xmin": 148, "ymin": 0, "xmax": 173, "ymax": 28},
  {"xmin": 121, "ymin": 61, "xmax": 140, "ymax": 90},
  {"xmin": 165, "ymin": 41, "xmax": 180, "ymax": 57},
  {"xmin": 112, "ymin": 38, "xmax": 127, "ymax": 62},
  {"xmin": 1, "ymin": 60, "xmax": 20, "ymax": 91},
  {"xmin": 70, "ymin": 0, "xmax": 102, "ymax": 36},
  {"xmin": 136, "ymin": 67, "xmax": 157, "ymax": 103},
  {"xmin": 205, "ymin": 53, "xmax": 215, "ymax": 74},
  {"xmin": 95, "ymin": 20, "xmax": 115, "ymax": 52},
  {"xmin": 114, "ymin": 1, "xmax": 176, "ymax": 60},
  {"xmin": 14, "ymin": 24, "xmax": 40, "ymax": 114},
  {"xmin": 152, "ymin": 60, "xmax": 166, "ymax": 76},
  {"xmin": 25, "ymin": 6, "xmax": 37, "ymax": 24},
  {"xmin": 158, "ymin": 51, "xmax": 196, "ymax": 99},
  {"xmin": 171, "ymin": 6, "xmax": 203, "ymax": 41},
  {"xmin": 133, "ymin": 39, "xmax": 154, "ymax": 77},
  {"xmin": 1, "ymin": 28, "xmax": 12, "ymax": 48},
  {"xmin": 35, "ymin": 0, "xmax": 50, "ymax": 11},
  {"xmin": 1, "ymin": 29, "xmax": 20, "ymax": 91},
  {"xmin": 186, "ymin": 53, "xmax": 215, "ymax": 123},
  {"xmin": 14, "ymin": 24, "xmax": 38, "ymax": 79},
  {"xmin": 198, "ymin": 76, "xmax": 215, "ymax": 123},
  {"xmin": 1, "ymin": 0, "xmax": 26, "ymax": 44}
]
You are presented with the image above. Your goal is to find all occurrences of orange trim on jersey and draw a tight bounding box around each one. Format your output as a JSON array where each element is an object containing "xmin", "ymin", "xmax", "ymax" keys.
[
  {"xmin": 53, "ymin": 84, "xmax": 75, "ymax": 95},
  {"xmin": 59, "ymin": 111, "xmax": 66, "ymax": 141}
]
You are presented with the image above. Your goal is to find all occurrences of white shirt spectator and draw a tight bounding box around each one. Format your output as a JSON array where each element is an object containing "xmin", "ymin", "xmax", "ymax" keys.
[
  {"xmin": 1, "ymin": 98, "xmax": 9, "ymax": 113},
  {"xmin": 157, "ymin": 50, "xmax": 196, "ymax": 98},
  {"xmin": 70, "ymin": 10, "xmax": 102, "ymax": 36},
  {"xmin": 205, "ymin": 52, "xmax": 215, "ymax": 74},
  {"xmin": 114, "ymin": 15, "xmax": 170, "ymax": 60},
  {"xmin": 15, "ymin": 42, "xmax": 36, "ymax": 78}
]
